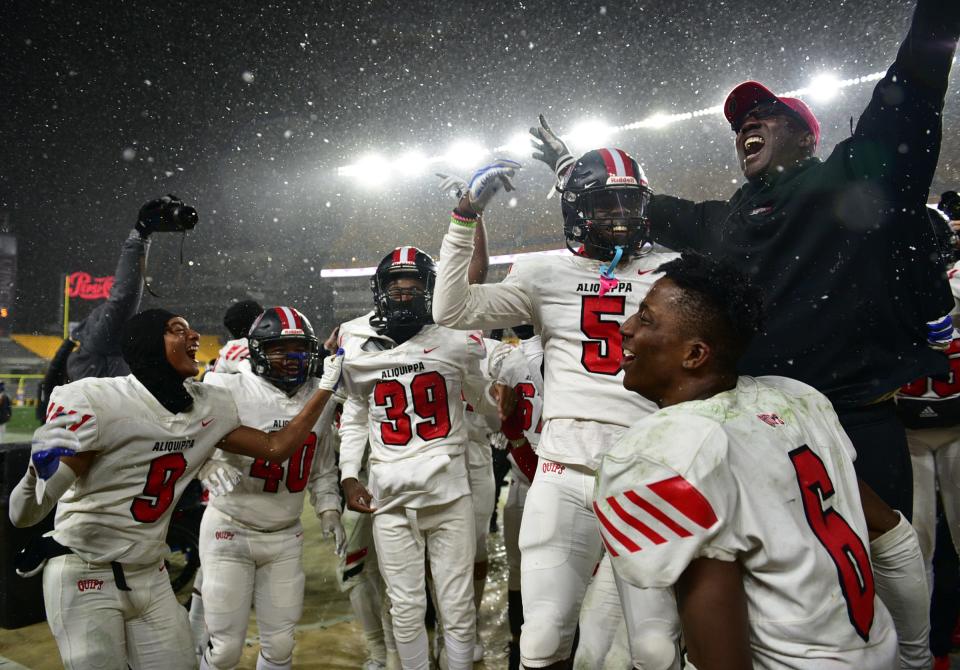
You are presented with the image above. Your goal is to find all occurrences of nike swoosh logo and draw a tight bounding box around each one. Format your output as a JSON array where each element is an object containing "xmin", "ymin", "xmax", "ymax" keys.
[
  {"xmin": 201, "ymin": 418, "xmax": 214, "ymax": 427},
  {"xmin": 637, "ymin": 270, "xmax": 654, "ymax": 275},
  {"xmin": 423, "ymin": 347, "xmax": 438, "ymax": 354}
]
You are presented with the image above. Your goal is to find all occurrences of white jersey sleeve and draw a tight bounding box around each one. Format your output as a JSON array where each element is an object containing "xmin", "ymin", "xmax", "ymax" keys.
[
  {"xmin": 595, "ymin": 413, "xmax": 740, "ymax": 589},
  {"xmin": 434, "ymin": 220, "xmax": 536, "ymax": 330},
  {"xmin": 338, "ymin": 393, "xmax": 370, "ymax": 482},
  {"xmin": 518, "ymin": 335, "xmax": 544, "ymax": 395},
  {"xmin": 42, "ymin": 384, "xmax": 100, "ymax": 453}
]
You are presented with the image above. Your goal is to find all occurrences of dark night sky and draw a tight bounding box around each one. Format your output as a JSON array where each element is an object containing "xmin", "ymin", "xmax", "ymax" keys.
[{"xmin": 1, "ymin": 0, "xmax": 957, "ymax": 332}]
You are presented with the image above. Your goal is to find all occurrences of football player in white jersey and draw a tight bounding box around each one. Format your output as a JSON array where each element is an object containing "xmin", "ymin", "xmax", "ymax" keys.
[
  {"xmin": 198, "ymin": 306, "xmax": 343, "ymax": 670},
  {"xmin": 8, "ymin": 308, "xmax": 342, "ymax": 670},
  {"xmin": 338, "ymin": 246, "xmax": 514, "ymax": 670},
  {"xmin": 432, "ymin": 151, "xmax": 681, "ymax": 669},
  {"xmin": 595, "ymin": 253, "xmax": 904, "ymax": 669},
  {"xmin": 210, "ymin": 299, "xmax": 263, "ymax": 373}
]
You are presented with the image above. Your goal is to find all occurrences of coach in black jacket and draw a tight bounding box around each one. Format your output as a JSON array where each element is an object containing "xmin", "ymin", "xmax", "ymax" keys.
[{"xmin": 533, "ymin": 0, "xmax": 958, "ymax": 516}]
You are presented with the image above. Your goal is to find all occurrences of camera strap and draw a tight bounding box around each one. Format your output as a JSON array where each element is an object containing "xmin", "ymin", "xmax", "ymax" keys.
[{"xmin": 138, "ymin": 230, "xmax": 188, "ymax": 298}]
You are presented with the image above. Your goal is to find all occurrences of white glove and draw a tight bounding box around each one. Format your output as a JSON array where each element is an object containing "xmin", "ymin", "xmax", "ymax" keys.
[
  {"xmin": 529, "ymin": 114, "xmax": 574, "ymax": 183},
  {"xmin": 436, "ymin": 173, "xmax": 469, "ymax": 200},
  {"xmin": 30, "ymin": 415, "xmax": 81, "ymax": 481},
  {"xmin": 464, "ymin": 159, "xmax": 521, "ymax": 212},
  {"xmin": 319, "ymin": 349, "xmax": 344, "ymax": 392},
  {"xmin": 198, "ymin": 460, "xmax": 242, "ymax": 497},
  {"xmin": 320, "ymin": 509, "xmax": 346, "ymax": 555}
]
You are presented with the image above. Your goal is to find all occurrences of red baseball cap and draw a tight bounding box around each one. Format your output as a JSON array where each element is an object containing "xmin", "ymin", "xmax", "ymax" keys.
[{"xmin": 724, "ymin": 81, "xmax": 820, "ymax": 147}]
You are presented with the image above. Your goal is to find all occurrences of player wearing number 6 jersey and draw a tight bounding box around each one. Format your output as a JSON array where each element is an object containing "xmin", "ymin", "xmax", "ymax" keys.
[
  {"xmin": 433, "ymin": 151, "xmax": 680, "ymax": 669},
  {"xmin": 596, "ymin": 253, "xmax": 898, "ymax": 669},
  {"xmin": 199, "ymin": 306, "xmax": 342, "ymax": 670},
  {"xmin": 8, "ymin": 309, "xmax": 342, "ymax": 670},
  {"xmin": 338, "ymin": 246, "xmax": 514, "ymax": 670}
]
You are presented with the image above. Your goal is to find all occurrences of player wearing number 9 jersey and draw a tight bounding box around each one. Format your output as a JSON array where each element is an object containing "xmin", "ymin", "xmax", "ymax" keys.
[
  {"xmin": 338, "ymin": 246, "xmax": 508, "ymax": 670},
  {"xmin": 199, "ymin": 306, "xmax": 341, "ymax": 670},
  {"xmin": 8, "ymin": 309, "xmax": 342, "ymax": 670},
  {"xmin": 596, "ymin": 254, "xmax": 898, "ymax": 669},
  {"xmin": 434, "ymin": 149, "xmax": 681, "ymax": 669}
]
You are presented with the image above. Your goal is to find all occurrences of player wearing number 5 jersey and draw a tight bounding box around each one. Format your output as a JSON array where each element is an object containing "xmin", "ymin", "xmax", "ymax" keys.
[
  {"xmin": 433, "ymin": 150, "xmax": 680, "ymax": 669},
  {"xmin": 596, "ymin": 254, "xmax": 898, "ymax": 669},
  {"xmin": 338, "ymin": 247, "xmax": 513, "ymax": 670},
  {"xmin": 200, "ymin": 306, "xmax": 342, "ymax": 670},
  {"xmin": 8, "ymin": 309, "xmax": 342, "ymax": 670}
]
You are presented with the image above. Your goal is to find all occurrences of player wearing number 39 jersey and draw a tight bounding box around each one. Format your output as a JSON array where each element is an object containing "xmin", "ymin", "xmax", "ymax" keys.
[
  {"xmin": 200, "ymin": 306, "xmax": 341, "ymax": 670},
  {"xmin": 8, "ymin": 309, "xmax": 342, "ymax": 670},
  {"xmin": 434, "ymin": 149, "xmax": 680, "ymax": 669},
  {"xmin": 596, "ymin": 254, "xmax": 898, "ymax": 669},
  {"xmin": 338, "ymin": 246, "xmax": 511, "ymax": 670}
]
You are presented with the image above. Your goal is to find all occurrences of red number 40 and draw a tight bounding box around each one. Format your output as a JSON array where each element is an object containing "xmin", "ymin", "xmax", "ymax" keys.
[
  {"xmin": 790, "ymin": 445, "xmax": 875, "ymax": 641},
  {"xmin": 250, "ymin": 433, "xmax": 318, "ymax": 493}
]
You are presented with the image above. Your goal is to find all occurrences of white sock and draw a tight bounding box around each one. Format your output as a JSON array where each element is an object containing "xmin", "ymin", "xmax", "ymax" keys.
[
  {"xmin": 256, "ymin": 650, "xmax": 292, "ymax": 670},
  {"xmin": 444, "ymin": 634, "xmax": 475, "ymax": 670},
  {"xmin": 871, "ymin": 512, "xmax": 932, "ymax": 670},
  {"xmin": 395, "ymin": 628, "xmax": 429, "ymax": 670}
]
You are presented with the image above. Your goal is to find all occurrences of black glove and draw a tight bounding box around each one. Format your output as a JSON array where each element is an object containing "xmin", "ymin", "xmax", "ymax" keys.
[{"xmin": 512, "ymin": 324, "xmax": 535, "ymax": 340}]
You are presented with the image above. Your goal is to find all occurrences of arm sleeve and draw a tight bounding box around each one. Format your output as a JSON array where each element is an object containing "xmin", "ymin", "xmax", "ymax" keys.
[
  {"xmin": 647, "ymin": 194, "xmax": 706, "ymax": 251},
  {"xmin": 338, "ymin": 393, "xmax": 370, "ymax": 482},
  {"xmin": 595, "ymin": 418, "xmax": 741, "ymax": 589},
  {"xmin": 71, "ymin": 231, "xmax": 149, "ymax": 356},
  {"xmin": 308, "ymin": 426, "xmax": 342, "ymax": 515},
  {"xmin": 433, "ymin": 219, "xmax": 536, "ymax": 330},
  {"xmin": 844, "ymin": 0, "xmax": 960, "ymax": 194},
  {"xmin": 8, "ymin": 464, "xmax": 78, "ymax": 528},
  {"xmin": 461, "ymin": 332, "xmax": 498, "ymax": 416}
]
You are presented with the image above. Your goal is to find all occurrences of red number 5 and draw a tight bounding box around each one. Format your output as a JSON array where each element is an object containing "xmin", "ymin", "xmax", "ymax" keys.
[
  {"xmin": 131, "ymin": 452, "xmax": 188, "ymax": 523},
  {"xmin": 789, "ymin": 445, "xmax": 875, "ymax": 641},
  {"xmin": 581, "ymin": 295, "xmax": 626, "ymax": 375}
]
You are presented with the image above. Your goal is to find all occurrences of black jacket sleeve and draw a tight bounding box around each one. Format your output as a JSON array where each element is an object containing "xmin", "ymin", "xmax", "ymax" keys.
[
  {"xmin": 845, "ymin": 0, "xmax": 960, "ymax": 198},
  {"xmin": 647, "ymin": 194, "xmax": 730, "ymax": 253}
]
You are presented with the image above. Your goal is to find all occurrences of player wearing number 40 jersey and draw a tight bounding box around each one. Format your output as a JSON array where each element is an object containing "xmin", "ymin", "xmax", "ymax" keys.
[
  {"xmin": 200, "ymin": 306, "xmax": 342, "ymax": 670},
  {"xmin": 596, "ymin": 253, "xmax": 900, "ymax": 669},
  {"xmin": 433, "ymin": 149, "xmax": 680, "ymax": 669},
  {"xmin": 8, "ymin": 309, "xmax": 342, "ymax": 670},
  {"xmin": 338, "ymin": 246, "xmax": 516, "ymax": 670}
]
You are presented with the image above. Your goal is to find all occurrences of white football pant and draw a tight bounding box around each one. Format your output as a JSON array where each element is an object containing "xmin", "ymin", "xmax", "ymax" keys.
[
  {"xmin": 504, "ymin": 475, "xmax": 529, "ymax": 592},
  {"xmin": 199, "ymin": 505, "xmax": 304, "ymax": 670},
  {"xmin": 43, "ymin": 554, "xmax": 195, "ymax": 670},
  {"xmin": 373, "ymin": 494, "xmax": 476, "ymax": 670}
]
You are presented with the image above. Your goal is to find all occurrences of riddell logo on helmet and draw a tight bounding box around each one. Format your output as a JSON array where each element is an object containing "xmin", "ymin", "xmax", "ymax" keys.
[
  {"xmin": 606, "ymin": 175, "xmax": 638, "ymax": 186},
  {"xmin": 77, "ymin": 579, "xmax": 104, "ymax": 592},
  {"xmin": 280, "ymin": 328, "xmax": 304, "ymax": 336}
]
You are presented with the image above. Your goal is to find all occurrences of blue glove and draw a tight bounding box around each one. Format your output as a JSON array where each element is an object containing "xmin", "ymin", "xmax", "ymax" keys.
[
  {"xmin": 926, "ymin": 314, "xmax": 954, "ymax": 351},
  {"xmin": 30, "ymin": 421, "xmax": 81, "ymax": 480}
]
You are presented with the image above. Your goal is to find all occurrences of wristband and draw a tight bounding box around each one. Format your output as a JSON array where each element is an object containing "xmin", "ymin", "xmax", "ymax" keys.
[{"xmin": 451, "ymin": 209, "xmax": 478, "ymax": 228}]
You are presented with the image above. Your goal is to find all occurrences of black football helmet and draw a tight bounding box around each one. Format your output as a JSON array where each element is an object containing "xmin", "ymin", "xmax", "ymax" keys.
[
  {"xmin": 559, "ymin": 148, "xmax": 653, "ymax": 261},
  {"xmin": 370, "ymin": 246, "xmax": 437, "ymax": 334},
  {"xmin": 247, "ymin": 306, "xmax": 320, "ymax": 393}
]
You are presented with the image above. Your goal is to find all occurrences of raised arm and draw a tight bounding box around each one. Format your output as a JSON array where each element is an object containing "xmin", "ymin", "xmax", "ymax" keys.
[{"xmin": 845, "ymin": 0, "xmax": 960, "ymax": 194}]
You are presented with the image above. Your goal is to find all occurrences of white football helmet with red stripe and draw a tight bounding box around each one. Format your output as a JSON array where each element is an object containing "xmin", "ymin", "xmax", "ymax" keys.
[
  {"xmin": 559, "ymin": 148, "xmax": 653, "ymax": 261},
  {"xmin": 370, "ymin": 246, "xmax": 437, "ymax": 334},
  {"xmin": 247, "ymin": 306, "xmax": 320, "ymax": 392}
]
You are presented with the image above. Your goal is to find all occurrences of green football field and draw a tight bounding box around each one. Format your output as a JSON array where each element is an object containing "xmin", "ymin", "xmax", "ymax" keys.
[{"xmin": 2, "ymin": 405, "xmax": 41, "ymax": 443}]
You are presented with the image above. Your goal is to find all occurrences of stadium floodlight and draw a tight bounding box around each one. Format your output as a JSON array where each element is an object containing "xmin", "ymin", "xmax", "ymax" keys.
[
  {"xmin": 338, "ymin": 154, "xmax": 391, "ymax": 183},
  {"xmin": 394, "ymin": 150, "xmax": 429, "ymax": 176},
  {"xmin": 563, "ymin": 119, "xmax": 614, "ymax": 152},
  {"xmin": 806, "ymin": 73, "xmax": 842, "ymax": 103},
  {"xmin": 444, "ymin": 141, "xmax": 489, "ymax": 168},
  {"xmin": 498, "ymin": 132, "xmax": 532, "ymax": 156}
]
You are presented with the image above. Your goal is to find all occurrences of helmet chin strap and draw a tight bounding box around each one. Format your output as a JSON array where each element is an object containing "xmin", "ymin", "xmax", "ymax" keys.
[{"xmin": 598, "ymin": 245, "xmax": 625, "ymax": 297}]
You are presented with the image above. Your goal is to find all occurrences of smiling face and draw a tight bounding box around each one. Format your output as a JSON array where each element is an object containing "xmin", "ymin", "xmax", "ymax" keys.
[
  {"xmin": 263, "ymin": 339, "xmax": 310, "ymax": 379},
  {"xmin": 164, "ymin": 316, "xmax": 201, "ymax": 378},
  {"xmin": 619, "ymin": 279, "xmax": 693, "ymax": 406},
  {"xmin": 735, "ymin": 106, "xmax": 815, "ymax": 182}
]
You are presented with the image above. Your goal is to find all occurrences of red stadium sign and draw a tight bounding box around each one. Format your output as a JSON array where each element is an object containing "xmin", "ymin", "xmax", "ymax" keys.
[{"xmin": 67, "ymin": 272, "xmax": 114, "ymax": 301}]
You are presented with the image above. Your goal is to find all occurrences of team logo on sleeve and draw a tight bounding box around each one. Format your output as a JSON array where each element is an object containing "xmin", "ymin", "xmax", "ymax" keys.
[
  {"xmin": 46, "ymin": 405, "xmax": 94, "ymax": 432},
  {"xmin": 593, "ymin": 475, "xmax": 719, "ymax": 557}
]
